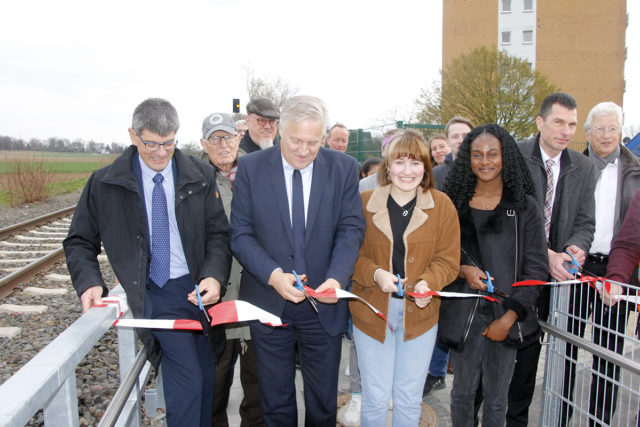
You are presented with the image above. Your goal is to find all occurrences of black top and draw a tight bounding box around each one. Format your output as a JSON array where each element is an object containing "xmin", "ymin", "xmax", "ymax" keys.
[
  {"xmin": 471, "ymin": 206, "xmax": 514, "ymax": 316},
  {"xmin": 387, "ymin": 195, "xmax": 417, "ymax": 278}
]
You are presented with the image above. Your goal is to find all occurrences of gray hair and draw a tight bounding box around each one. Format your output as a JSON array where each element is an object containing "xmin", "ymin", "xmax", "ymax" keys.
[
  {"xmin": 584, "ymin": 101, "xmax": 623, "ymax": 132},
  {"xmin": 280, "ymin": 96, "xmax": 328, "ymax": 135},
  {"xmin": 235, "ymin": 119, "xmax": 247, "ymax": 126},
  {"xmin": 131, "ymin": 98, "xmax": 180, "ymax": 136}
]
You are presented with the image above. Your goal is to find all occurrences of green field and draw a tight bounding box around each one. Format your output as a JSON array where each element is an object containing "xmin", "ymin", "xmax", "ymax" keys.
[{"xmin": 0, "ymin": 151, "xmax": 116, "ymax": 206}]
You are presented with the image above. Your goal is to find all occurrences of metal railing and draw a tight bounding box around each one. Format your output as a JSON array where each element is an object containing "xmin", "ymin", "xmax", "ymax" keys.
[
  {"xmin": 541, "ymin": 281, "xmax": 640, "ymax": 426},
  {"xmin": 0, "ymin": 285, "xmax": 152, "ymax": 427}
]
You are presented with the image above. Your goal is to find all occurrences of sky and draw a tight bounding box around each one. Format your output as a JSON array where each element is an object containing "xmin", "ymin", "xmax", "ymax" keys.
[{"xmin": 0, "ymin": 0, "xmax": 638, "ymax": 146}]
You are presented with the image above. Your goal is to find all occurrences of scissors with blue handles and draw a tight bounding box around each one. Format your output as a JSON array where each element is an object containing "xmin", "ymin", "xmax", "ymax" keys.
[
  {"xmin": 194, "ymin": 284, "xmax": 211, "ymax": 323},
  {"xmin": 391, "ymin": 274, "xmax": 415, "ymax": 300},
  {"xmin": 292, "ymin": 270, "xmax": 318, "ymax": 313},
  {"xmin": 563, "ymin": 251, "xmax": 581, "ymax": 276},
  {"xmin": 481, "ymin": 271, "xmax": 510, "ymax": 298}
]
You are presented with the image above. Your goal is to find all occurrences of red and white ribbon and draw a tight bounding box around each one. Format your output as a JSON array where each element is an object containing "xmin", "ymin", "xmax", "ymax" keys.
[
  {"xmin": 303, "ymin": 286, "xmax": 394, "ymax": 331},
  {"xmin": 406, "ymin": 290, "xmax": 499, "ymax": 303},
  {"xmin": 114, "ymin": 300, "xmax": 284, "ymax": 330}
]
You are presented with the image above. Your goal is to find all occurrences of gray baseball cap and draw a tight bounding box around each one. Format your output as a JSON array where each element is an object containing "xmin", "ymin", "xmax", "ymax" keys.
[
  {"xmin": 246, "ymin": 98, "xmax": 280, "ymax": 119},
  {"xmin": 202, "ymin": 113, "xmax": 237, "ymax": 140}
]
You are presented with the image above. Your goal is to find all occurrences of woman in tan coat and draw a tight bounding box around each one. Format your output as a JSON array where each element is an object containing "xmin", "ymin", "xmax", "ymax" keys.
[{"xmin": 350, "ymin": 130, "xmax": 460, "ymax": 426}]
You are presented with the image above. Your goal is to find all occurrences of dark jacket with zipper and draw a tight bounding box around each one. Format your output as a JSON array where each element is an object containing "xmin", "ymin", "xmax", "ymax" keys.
[
  {"xmin": 63, "ymin": 146, "xmax": 231, "ymax": 369},
  {"xmin": 438, "ymin": 192, "xmax": 549, "ymax": 351}
]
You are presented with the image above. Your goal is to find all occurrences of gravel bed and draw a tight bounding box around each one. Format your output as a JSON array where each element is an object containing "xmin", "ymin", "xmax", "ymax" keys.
[
  {"xmin": 0, "ymin": 189, "xmax": 83, "ymax": 229},
  {"xmin": 0, "ymin": 191, "xmax": 158, "ymax": 426}
]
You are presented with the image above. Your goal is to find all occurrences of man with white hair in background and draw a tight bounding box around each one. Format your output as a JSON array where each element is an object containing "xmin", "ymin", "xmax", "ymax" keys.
[
  {"xmin": 239, "ymin": 98, "xmax": 280, "ymax": 154},
  {"xmin": 560, "ymin": 101, "xmax": 640, "ymax": 426}
]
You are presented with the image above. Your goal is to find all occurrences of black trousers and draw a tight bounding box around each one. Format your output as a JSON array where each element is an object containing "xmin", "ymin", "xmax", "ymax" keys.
[
  {"xmin": 506, "ymin": 339, "xmax": 542, "ymax": 427},
  {"xmin": 560, "ymin": 260, "xmax": 629, "ymax": 426},
  {"xmin": 212, "ymin": 338, "xmax": 265, "ymax": 427}
]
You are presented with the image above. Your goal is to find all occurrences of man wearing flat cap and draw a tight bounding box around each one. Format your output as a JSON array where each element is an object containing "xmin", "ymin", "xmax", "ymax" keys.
[{"xmin": 240, "ymin": 98, "xmax": 280, "ymax": 154}]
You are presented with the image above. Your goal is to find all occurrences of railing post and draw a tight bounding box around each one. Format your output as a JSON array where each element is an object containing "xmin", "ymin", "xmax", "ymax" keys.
[
  {"xmin": 43, "ymin": 373, "xmax": 79, "ymax": 427},
  {"xmin": 116, "ymin": 308, "xmax": 142, "ymax": 427}
]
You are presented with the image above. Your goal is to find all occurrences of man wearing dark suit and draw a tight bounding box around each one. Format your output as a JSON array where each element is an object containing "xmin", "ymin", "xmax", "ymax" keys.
[
  {"xmin": 507, "ymin": 92, "xmax": 598, "ymax": 426},
  {"xmin": 230, "ymin": 95, "xmax": 366, "ymax": 426},
  {"xmin": 64, "ymin": 98, "xmax": 231, "ymax": 427}
]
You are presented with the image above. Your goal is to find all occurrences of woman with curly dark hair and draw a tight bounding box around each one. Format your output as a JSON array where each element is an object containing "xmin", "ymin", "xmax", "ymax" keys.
[{"xmin": 439, "ymin": 124, "xmax": 548, "ymax": 427}]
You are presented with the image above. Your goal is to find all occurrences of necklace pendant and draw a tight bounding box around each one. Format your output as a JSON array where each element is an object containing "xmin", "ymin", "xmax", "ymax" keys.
[{"xmin": 402, "ymin": 210, "xmax": 409, "ymax": 217}]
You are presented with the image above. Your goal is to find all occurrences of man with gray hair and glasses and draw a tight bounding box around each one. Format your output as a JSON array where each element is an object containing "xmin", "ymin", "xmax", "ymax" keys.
[
  {"xmin": 64, "ymin": 98, "xmax": 231, "ymax": 427},
  {"xmin": 231, "ymin": 95, "xmax": 365, "ymax": 426},
  {"xmin": 560, "ymin": 101, "xmax": 640, "ymax": 426}
]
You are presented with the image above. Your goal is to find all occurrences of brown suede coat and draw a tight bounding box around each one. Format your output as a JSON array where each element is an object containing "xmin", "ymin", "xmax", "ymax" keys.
[{"xmin": 350, "ymin": 185, "xmax": 460, "ymax": 343}]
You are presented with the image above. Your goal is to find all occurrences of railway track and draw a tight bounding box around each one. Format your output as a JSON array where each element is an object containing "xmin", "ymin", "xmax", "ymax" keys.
[
  {"xmin": 0, "ymin": 206, "xmax": 75, "ymax": 298},
  {"xmin": 0, "ymin": 203, "xmax": 125, "ymax": 425}
]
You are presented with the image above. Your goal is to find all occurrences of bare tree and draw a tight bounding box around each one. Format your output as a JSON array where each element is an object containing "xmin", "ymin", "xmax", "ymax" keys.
[{"xmin": 244, "ymin": 66, "xmax": 299, "ymax": 110}]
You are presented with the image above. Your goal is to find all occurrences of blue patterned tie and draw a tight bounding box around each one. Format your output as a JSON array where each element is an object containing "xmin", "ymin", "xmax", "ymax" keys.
[
  {"xmin": 150, "ymin": 173, "xmax": 170, "ymax": 287},
  {"xmin": 292, "ymin": 169, "xmax": 307, "ymax": 274}
]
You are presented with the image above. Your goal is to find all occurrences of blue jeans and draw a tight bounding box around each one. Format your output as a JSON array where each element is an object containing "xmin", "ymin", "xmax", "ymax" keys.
[
  {"xmin": 428, "ymin": 340, "xmax": 450, "ymax": 377},
  {"xmin": 354, "ymin": 297, "xmax": 437, "ymax": 426}
]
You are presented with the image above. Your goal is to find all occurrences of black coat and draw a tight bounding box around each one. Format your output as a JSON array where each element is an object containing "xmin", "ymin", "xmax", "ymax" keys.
[
  {"xmin": 438, "ymin": 193, "xmax": 549, "ymax": 350},
  {"xmin": 63, "ymin": 146, "xmax": 231, "ymax": 368}
]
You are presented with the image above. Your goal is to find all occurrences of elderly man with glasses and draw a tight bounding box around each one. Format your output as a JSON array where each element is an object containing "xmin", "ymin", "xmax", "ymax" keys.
[
  {"xmin": 560, "ymin": 101, "xmax": 640, "ymax": 426},
  {"xmin": 64, "ymin": 98, "xmax": 231, "ymax": 427},
  {"xmin": 199, "ymin": 112, "xmax": 265, "ymax": 426},
  {"xmin": 239, "ymin": 98, "xmax": 280, "ymax": 153}
]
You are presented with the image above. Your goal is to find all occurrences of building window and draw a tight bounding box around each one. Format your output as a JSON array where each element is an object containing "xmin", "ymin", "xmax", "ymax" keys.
[
  {"xmin": 523, "ymin": 0, "xmax": 533, "ymax": 11},
  {"xmin": 523, "ymin": 30, "xmax": 533, "ymax": 44},
  {"xmin": 501, "ymin": 31, "xmax": 511, "ymax": 45},
  {"xmin": 502, "ymin": 0, "xmax": 512, "ymax": 12}
]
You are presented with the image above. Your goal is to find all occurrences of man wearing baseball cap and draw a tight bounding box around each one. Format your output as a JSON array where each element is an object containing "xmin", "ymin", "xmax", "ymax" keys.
[
  {"xmin": 240, "ymin": 98, "xmax": 280, "ymax": 154},
  {"xmin": 200, "ymin": 112, "xmax": 264, "ymax": 426}
]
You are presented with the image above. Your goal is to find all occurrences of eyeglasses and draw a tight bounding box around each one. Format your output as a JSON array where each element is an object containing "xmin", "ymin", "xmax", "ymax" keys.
[
  {"xmin": 137, "ymin": 134, "xmax": 177, "ymax": 151},
  {"xmin": 591, "ymin": 126, "xmax": 620, "ymax": 135},
  {"xmin": 207, "ymin": 135, "xmax": 237, "ymax": 145},
  {"xmin": 254, "ymin": 116, "xmax": 278, "ymax": 128}
]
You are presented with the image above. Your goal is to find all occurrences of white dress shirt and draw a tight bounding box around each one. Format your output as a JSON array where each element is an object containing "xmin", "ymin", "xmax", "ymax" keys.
[
  {"xmin": 281, "ymin": 155, "xmax": 314, "ymax": 225},
  {"xmin": 590, "ymin": 159, "xmax": 619, "ymax": 255},
  {"xmin": 138, "ymin": 156, "xmax": 190, "ymax": 279}
]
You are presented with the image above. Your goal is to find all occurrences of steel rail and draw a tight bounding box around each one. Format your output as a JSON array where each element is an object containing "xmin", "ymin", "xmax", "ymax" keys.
[
  {"xmin": 0, "ymin": 205, "xmax": 75, "ymax": 240},
  {"xmin": 0, "ymin": 247, "xmax": 66, "ymax": 298}
]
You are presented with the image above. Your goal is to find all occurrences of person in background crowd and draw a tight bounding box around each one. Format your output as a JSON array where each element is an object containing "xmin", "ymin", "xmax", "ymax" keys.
[
  {"xmin": 432, "ymin": 117, "xmax": 474, "ymax": 191},
  {"xmin": 236, "ymin": 119, "xmax": 248, "ymax": 140},
  {"xmin": 199, "ymin": 112, "xmax": 264, "ymax": 427},
  {"xmin": 423, "ymin": 116, "xmax": 474, "ymax": 398},
  {"xmin": 429, "ymin": 133, "xmax": 451, "ymax": 166},
  {"xmin": 360, "ymin": 157, "xmax": 381, "ymax": 179},
  {"xmin": 64, "ymin": 98, "xmax": 231, "ymax": 427},
  {"xmin": 351, "ymin": 129, "xmax": 460, "ymax": 426},
  {"xmin": 327, "ymin": 123, "xmax": 350, "ymax": 153},
  {"xmin": 359, "ymin": 128, "xmax": 405, "ymax": 192},
  {"xmin": 561, "ymin": 101, "xmax": 640, "ymax": 426},
  {"xmin": 230, "ymin": 95, "xmax": 365, "ymax": 427},
  {"xmin": 239, "ymin": 98, "xmax": 280, "ymax": 154},
  {"xmin": 440, "ymin": 124, "xmax": 547, "ymax": 427},
  {"xmin": 507, "ymin": 92, "xmax": 598, "ymax": 427}
]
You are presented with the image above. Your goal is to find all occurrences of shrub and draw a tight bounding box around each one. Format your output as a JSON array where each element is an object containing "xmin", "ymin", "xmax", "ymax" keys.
[{"xmin": 0, "ymin": 153, "xmax": 52, "ymax": 206}]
